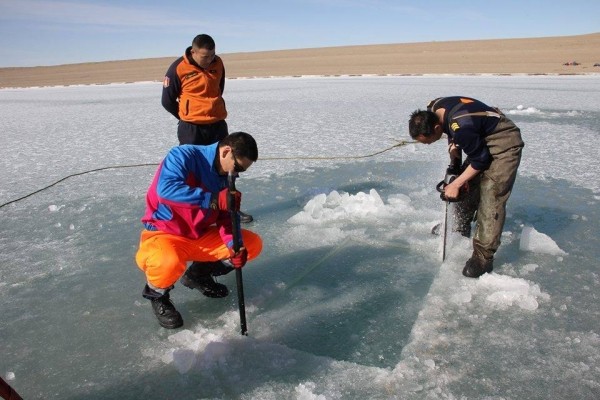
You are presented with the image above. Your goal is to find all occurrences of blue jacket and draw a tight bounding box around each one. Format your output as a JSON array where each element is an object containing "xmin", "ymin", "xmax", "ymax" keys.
[{"xmin": 141, "ymin": 144, "xmax": 236, "ymax": 247}]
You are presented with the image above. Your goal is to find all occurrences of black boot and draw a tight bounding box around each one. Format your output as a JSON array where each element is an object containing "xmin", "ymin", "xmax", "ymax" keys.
[
  {"xmin": 181, "ymin": 262, "xmax": 229, "ymax": 298},
  {"xmin": 462, "ymin": 255, "xmax": 493, "ymax": 278},
  {"xmin": 209, "ymin": 260, "xmax": 234, "ymax": 277},
  {"xmin": 151, "ymin": 296, "xmax": 184, "ymax": 329},
  {"xmin": 142, "ymin": 285, "xmax": 183, "ymax": 329},
  {"xmin": 239, "ymin": 210, "xmax": 254, "ymax": 223}
]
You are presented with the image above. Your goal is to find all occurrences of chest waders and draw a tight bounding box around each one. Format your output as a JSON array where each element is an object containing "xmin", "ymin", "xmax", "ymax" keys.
[{"xmin": 436, "ymin": 108, "xmax": 502, "ymax": 261}]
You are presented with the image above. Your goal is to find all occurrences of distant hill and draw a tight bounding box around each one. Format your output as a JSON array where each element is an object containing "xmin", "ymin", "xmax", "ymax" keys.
[{"xmin": 1, "ymin": 33, "xmax": 599, "ymax": 88}]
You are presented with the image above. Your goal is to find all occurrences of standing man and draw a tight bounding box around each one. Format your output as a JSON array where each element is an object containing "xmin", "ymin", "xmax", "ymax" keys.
[
  {"xmin": 408, "ymin": 97, "xmax": 524, "ymax": 278},
  {"xmin": 135, "ymin": 132, "xmax": 263, "ymax": 329},
  {"xmin": 162, "ymin": 33, "xmax": 253, "ymax": 223}
]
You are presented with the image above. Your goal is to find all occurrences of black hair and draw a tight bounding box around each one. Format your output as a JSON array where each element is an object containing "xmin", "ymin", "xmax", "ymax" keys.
[
  {"xmin": 220, "ymin": 132, "xmax": 258, "ymax": 161},
  {"xmin": 408, "ymin": 109, "xmax": 438, "ymax": 139},
  {"xmin": 192, "ymin": 34, "xmax": 216, "ymax": 50}
]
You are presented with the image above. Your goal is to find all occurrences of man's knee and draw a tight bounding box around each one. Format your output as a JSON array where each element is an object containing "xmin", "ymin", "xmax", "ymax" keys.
[
  {"xmin": 137, "ymin": 240, "xmax": 187, "ymax": 288},
  {"xmin": 241, "ymin": 229, "xmax": 263, "ymax": 260}
]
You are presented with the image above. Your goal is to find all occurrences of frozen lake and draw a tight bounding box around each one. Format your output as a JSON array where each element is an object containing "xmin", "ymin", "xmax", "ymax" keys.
[{"xmin": 1, "ymin": 75, "xmax": 599, "ymax": 399}]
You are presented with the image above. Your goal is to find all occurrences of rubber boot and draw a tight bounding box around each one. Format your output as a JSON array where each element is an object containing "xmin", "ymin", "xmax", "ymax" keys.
[
  {"xmin": 142, "ymin": 285, "xmax": 183, "ymax": 329},
  {"xmin": 180, "ymin": 262, "xmax": 229, "ymax": 298},
  {"xmin": 462, "ymin": 253, "xmax": 493, "ymax": 278}
]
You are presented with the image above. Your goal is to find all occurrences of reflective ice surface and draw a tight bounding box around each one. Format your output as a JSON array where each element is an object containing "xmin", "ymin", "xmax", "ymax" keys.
[{"xmin": 1, "ymin": 75, "xmax": 599, "ymax": 399}]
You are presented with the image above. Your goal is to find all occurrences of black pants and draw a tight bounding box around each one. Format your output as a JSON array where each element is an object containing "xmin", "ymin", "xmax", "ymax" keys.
[{"xmin": 177, "ymin": 119, "xmax": 228, "ymax": 145}]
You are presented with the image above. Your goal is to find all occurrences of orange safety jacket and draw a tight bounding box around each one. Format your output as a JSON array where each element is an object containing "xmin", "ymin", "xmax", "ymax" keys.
[{"xmin": 162, "ymin": 47, "xmax": 227, "ymax": 124}]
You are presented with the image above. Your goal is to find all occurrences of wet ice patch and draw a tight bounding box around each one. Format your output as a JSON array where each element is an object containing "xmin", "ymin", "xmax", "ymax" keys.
[
  {"xmin": 520, "ymin": 263, "xmax": 539, "ymax": 275},
  {"xmin": 520, "ymin": 225, "xmax": 567, "ymax": 256},
  {"xmin": 285, "ymin": 225, "xmax": 362, "ymax": 248},
  {"xmin": 284, "ymin": 189, "xmax": 400, "ymax": 249},
  {"xmin": 508, "ymin": 105, "xmax": 541, "ymax": 115},
  {"xmin": 476, "ymin": 273, "xmax": 550, "ymax": 310},
  {"xmin": 507, "ymin": 105, "xmax": 582, "ymax": 117},
  {"xmin": 282, "ymin": 188, "xmax": 439, "ymax": 253},
  {"xmin": 440, "ymin": 251, "xmax": 550, "ymax": 311},
  {"xmin": 143, "ymin": 311, "xmax": 242, "ymax": 374},
  {"xmin": 295, "ymin": 382, "xmax": 327, "ymax": 399},
  {"xmin": 143, "ymin": 310, "xmax": 395, "ymax": 399},
  {"xmin": 288, "ymin": 189, "xmax": 387, "ymax": 225}
]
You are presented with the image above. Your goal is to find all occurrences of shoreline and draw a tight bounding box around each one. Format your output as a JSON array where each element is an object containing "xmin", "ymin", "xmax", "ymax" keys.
[
  {"xmin": 1, "ymin": 33, "xmax": 599, "ymax": 89},
  {"xmin": 4, "ymin": 72, "xmax": 600, "ymax": 91}
]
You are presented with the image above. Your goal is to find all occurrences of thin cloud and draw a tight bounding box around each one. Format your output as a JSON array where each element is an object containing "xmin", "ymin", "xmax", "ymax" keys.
[{"xmin": 0, "ymin": 0, "xmax": 204, "ymax": 29}]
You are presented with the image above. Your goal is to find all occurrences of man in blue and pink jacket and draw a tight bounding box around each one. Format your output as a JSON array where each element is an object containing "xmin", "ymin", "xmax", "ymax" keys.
[{"xmin": 135, "ymin": 132, "xmax": 262, "ymax": 329}]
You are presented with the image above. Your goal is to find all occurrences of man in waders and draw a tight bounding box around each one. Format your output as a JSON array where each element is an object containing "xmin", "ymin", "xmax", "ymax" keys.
[{"xmin": 408, "ymin": 97, "xmax": 524, "ymax": 278}]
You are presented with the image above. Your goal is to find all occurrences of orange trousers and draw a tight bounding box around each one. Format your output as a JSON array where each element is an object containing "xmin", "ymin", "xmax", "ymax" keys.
[{"xmin": 135, "ymin": 228, "xmax": 262, "ymax": 289}]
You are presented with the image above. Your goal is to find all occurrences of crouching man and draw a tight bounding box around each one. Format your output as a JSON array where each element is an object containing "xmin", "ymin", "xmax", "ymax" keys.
[{"xmin": 135, "ymin": 132, "xmax": 262, "ymax": 328}]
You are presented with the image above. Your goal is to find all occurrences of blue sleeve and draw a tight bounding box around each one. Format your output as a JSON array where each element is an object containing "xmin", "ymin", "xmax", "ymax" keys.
[
  {"xmin": 156, "ymin": 148, "xmax": 213, "ymax": 208},
  {"xmin": 161, "ymin": 58, "xmax": 182, "ymax": 119}
]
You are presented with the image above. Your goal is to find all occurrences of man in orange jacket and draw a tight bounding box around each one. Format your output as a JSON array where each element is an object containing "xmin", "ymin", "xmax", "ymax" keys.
[
  {"xmin": 162, "ymin": 34, "xmax": 228, "ymax": 146},
  {"xmin": 162, "ymin": 34, "xmax": 253, "ymax": 225}
]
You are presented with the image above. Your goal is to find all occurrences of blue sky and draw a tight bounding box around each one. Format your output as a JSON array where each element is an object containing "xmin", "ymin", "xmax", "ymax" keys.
[{"xmin": 0, "ymin": 0, "xmax": 598, "ymax": 67}]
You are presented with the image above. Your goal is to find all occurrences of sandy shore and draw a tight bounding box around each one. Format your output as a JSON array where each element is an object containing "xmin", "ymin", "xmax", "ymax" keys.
[{"xmin": 1, "ymin": 33, "xmax": 599, "ymax": 89}]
